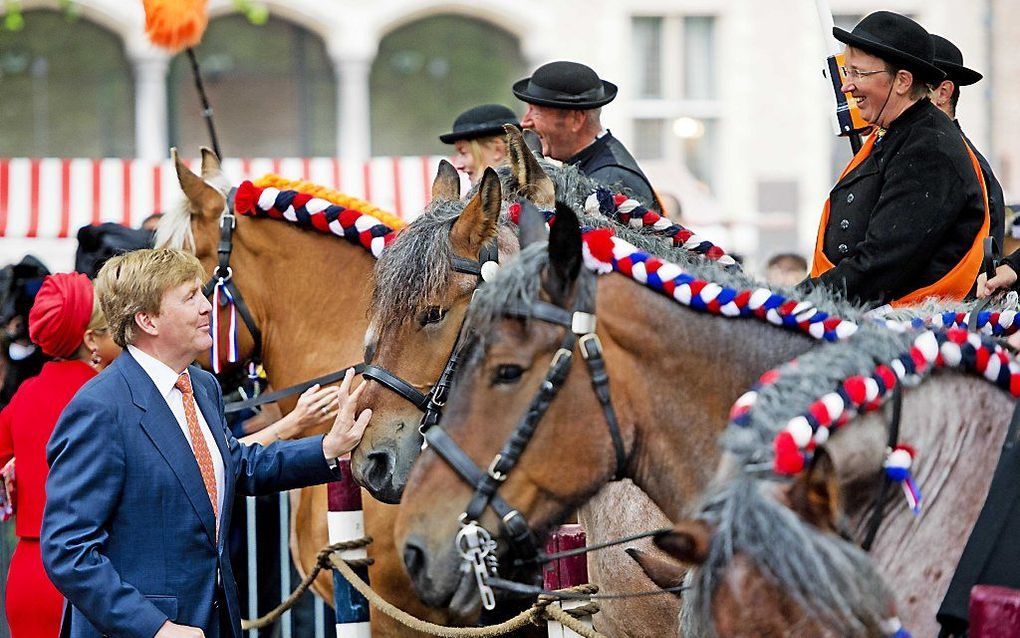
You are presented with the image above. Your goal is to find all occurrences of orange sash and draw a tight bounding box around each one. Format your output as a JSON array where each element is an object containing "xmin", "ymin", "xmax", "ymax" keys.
[{"xmin": 810, "ymin": 132, "xmax": 990, "ymax": 307}]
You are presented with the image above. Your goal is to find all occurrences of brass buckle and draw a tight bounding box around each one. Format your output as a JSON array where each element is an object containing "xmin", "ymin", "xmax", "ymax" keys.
[{"xmin": 579, "ymin": 333, "xmax": 603, "ymax": 360}]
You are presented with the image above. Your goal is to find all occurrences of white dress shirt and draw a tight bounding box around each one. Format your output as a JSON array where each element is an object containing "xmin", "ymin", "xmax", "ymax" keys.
[{"xmin": 128, "ymin": 345, "xmax": 226, "ymax": 519}]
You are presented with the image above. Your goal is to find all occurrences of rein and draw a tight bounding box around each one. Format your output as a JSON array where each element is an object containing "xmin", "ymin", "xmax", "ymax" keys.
[{"xmin": 424, "ymin": 268, "xmax": 628, "ymax": 610}]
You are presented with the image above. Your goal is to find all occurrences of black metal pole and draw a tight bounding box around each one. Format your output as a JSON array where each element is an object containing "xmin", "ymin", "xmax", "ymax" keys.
[{"xmin": 186, "ymin": 47, "xmax": 222, "ymax": 160}]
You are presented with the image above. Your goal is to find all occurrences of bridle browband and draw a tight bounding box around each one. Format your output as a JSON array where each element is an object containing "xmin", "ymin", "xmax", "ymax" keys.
[{"xmin": 422, "ymin": 268, "xmax": 629, "ymax": 609}]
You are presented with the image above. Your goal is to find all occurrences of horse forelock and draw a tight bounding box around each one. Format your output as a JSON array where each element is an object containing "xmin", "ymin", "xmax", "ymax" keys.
[
  {"xmin": 682, "ymin": 476, "xmax": 895, "ymax": 638},
  {"xmin": 154, "ymin": 197, "xmax": 198, "ymax": 252},
  {"xmin": 371, "ymin": 198, "xmax": 518, "ymax": 332}
]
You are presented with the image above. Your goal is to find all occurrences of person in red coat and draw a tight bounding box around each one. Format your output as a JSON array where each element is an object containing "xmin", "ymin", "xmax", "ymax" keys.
[{"xmin": 0, "ymin": 272, "xmax": 120, "ymax": 638}]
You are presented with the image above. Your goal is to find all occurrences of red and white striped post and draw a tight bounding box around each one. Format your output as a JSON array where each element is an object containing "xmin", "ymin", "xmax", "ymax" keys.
[
  {"xmin": 327, "ymin": 458, "xmax": 371, "ymax": 638},
  {"xmin": 543, "ymin": 524, "xmax": 592, "ymax": 638},
  {"xmin": 970, "ymin": 585, "xmax": 1020, "ymax": 638}
]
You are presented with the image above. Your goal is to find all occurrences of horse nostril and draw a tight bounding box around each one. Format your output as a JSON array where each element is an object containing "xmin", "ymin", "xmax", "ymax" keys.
[
  {"xmin": 403, "ymin": 537, "xmax": 427, "ymax": 580},
  {"xmin": 364, "ymin": 450, "xmax": 393, "ymax": 489}
]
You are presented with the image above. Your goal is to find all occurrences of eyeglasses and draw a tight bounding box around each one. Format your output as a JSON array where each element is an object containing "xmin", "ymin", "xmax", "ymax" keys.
[{"xmin": 841, "ymin": 67, "xmax": 890, "ymax": 81}]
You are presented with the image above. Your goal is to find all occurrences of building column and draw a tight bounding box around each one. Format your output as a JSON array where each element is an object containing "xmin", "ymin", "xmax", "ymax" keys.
[
  {"xmin": 332, "ymin": 56, "xmax": 373, "ymax": 163},
  {"xmin": 130, "ymin": 51, "xmax": 170, "ymax": 162}
]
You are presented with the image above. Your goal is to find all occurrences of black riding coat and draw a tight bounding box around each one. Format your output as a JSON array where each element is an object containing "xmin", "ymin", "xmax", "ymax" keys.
[
  {"xmin": 808, "ymin": 99, "xmax": 986, "ymax": 306},
  {"xmin": 960, "ymin": 122, "xmax": 1005, "ymax": 255},
  {"xmin": 567, "ymin": 131, "xmax": 659, "ymax": 211}
]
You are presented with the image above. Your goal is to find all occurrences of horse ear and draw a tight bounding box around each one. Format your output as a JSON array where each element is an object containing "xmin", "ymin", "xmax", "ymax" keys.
[
  {"xmin": 522, "ymin": 128, "xmax": 544, "ymax": 158},
  {"xmin": 199, "ymin": 146, "xmax": 223, "ymax": 181},
  {"xmin": 173, "ymin": 147, "xmax": 225, "ymax": 219},
  {"xmin": 625, "ymin": 547, "xmax": 686, "ymax": 597},
  {"xmin": 545, "ymin": 202, "xmax": 582, "ymax": 304},
  {"xmin": 505, "ymin": 124, "xmax": 554, "ymax": 208},
  {"xmin": 517, "ymin": 198, "xmax": 548, "ymax": 249},
  {"xmin": 653, "ymin": 519, "xmax": 713, "ymax": 565},
  {"xmin": 451, "ymin": 168, "xmax": 501, "ymax": 253},
  {"xmin": 786, "ymin": 449, "xmax": 842, "ymax": 532},
  {"xmin": 432, "ymin": 160, "xmax": 462, "ymax": 202}
]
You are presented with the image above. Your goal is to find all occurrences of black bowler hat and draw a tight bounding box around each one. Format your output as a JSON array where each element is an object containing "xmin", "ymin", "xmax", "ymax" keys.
[
  {"xmin": 512, "ymin": 61, "xmax": 618, "ymax": 109},
  {"xmin": 931, "ymin": 34, "xmax": 983, "ymax": 86},
  {"xmin": 439, "ymin": 104, "xmax": 520, "ymax": 144},
  {"xmin": 833, "ymin": 11, "xmax": 945, "ymax": 83}
]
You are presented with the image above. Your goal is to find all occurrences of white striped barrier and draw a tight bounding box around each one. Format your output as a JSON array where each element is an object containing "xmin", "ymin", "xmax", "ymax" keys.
[
  {"xmin": 0, "ymin": 155, "xmax": 470, "ymax": 239},
  {"xmin": 327, "ymin": 459, "xmax": 371, "ymax": 638},
  {"xmin": 543, "ymin": 525, "xmax": 592, "ymax": 638}
]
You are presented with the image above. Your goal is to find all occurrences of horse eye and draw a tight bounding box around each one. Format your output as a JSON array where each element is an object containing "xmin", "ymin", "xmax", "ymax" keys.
[
  {"xmin": 418, "ymin": 306, "xmax": 447, "ymax": 326},
  {"xmin": 493, "ymin": 364, "xmax": 524, "ymax": 385}
]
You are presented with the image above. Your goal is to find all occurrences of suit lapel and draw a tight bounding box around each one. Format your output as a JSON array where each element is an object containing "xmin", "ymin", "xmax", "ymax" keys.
[{"xmin": 121, "ymin": 353, "xmax": 218, "ymax": 545}]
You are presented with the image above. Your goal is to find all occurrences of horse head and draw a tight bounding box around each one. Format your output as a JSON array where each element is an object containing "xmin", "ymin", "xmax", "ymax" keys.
[
  {"xmin": 393, "ymin": 202, "xmax": 641, "ymax": 618},
  {"xmin": 157, "ymin": 148, "xmax": 260, "ymax": 373},
  {"xmin": 352, "ymin": 164, "xmax": 512, "ymax": 503},
  {"xmin": 630, "ymin": 452, "xmax": 903, "ymax": 638}
]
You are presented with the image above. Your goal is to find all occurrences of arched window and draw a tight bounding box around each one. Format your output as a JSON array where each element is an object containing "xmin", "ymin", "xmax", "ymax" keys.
[
  {"xmin": 169, "ymin": 14, "xmax": 336, "ymax": 157},
  {"xmin": 0, "ymin": 10, "xmax": 134, "ymax": 157},
  {"xmin": 371, "ymin": 14, "xmax": 525, "ymax": 156}
]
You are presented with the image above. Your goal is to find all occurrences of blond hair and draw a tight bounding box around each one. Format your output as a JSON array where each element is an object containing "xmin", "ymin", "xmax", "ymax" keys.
[
  {"xmin": 95, "ymin": 249, "xmax": 205, "ymax": 347},
  {"xmin": 466, "ymin": 136, "xmax": 507, "ymax": 171},
  {"xmin": 86, "ymin": 293, "xmax": 108, "ymax": 333}
]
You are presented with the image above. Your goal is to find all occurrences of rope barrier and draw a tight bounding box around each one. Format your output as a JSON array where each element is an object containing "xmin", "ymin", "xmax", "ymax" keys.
[{"xmin": 241, "ymin": 537, "xmax": 607, "ymax": 638}]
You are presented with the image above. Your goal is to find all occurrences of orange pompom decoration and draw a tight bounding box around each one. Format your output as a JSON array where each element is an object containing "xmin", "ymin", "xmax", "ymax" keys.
[{"xmin": 143, "ymin": 0, "xmax": 209, "ymax": 52}]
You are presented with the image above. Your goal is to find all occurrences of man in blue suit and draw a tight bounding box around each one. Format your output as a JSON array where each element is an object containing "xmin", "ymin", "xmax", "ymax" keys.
[{"xmin": 42, "ymin": 248, "xmax": 372, "ymax": 638}]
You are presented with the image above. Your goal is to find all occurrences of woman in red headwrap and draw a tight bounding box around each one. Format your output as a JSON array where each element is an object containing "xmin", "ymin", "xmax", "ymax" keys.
[{"xmin": 0, "ymin": 272, "xmax": 120, "ymax": 637}]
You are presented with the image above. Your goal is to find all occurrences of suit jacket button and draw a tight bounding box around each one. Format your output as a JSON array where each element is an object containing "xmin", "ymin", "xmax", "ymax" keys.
[
  {"xmin": 838, "ymin": 243, "xmax": 849, "ymax": 254},
  {"xmin": 840, "ymin": 218, "xmax": 850, "ymax": 230},
  {"xmin": 846, "ymin": 193, "xmax": 854, "ymax": 204}
]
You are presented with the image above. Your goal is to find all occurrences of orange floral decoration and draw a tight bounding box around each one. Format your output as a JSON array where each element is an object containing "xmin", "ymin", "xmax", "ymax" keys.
[
  {"xmin": 142, "ymin": 0, "xmax": 209, "ymax": 52},
  {"xmin": 253, "ymin": 174, "xmax": 407, "ymax": 231}
]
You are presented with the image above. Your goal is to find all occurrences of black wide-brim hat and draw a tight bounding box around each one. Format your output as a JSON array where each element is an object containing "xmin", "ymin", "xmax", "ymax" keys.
[
  {"xmin": 439, "ymin": 104, "xmax": 521, "ymax": 144},
  {"xmin": 833, "ymin": 11, "xmax": 945, "ymax": 84},
  {"xmin": 512, "ymin": 61, "xmax": 618, "ymax": 109},
  {"xmin": 931, "ymin": 34, "xmax": 983, "ymax": 86}
]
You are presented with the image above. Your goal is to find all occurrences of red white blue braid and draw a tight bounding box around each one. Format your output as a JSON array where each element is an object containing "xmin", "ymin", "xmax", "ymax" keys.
[
  {"xmin": 583, "ymin": 186, "xmax": 737, "ymax": 267},
  {"xmin": 234, "ymin": 180, "xmax": 398, "ymax": 257}
]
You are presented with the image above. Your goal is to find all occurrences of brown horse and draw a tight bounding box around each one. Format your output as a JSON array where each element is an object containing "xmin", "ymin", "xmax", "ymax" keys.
[
  {"xmin": 355, "ymin": 140, "xmax": 691, "ymax": 635},
  {"xmin": 629, "ymin": 452, "xmax": 905, "ymax": 638},
  {"xmin": 157, "ymin": 149, "xmax": 448, "ymax": 636},
  {"xmin": 391, "ymin": 202, "xmax": 1014, "ymax": 636},
  {"xmin": 390, "ymin": 200, "xmax": 820, "ymax": 632}
]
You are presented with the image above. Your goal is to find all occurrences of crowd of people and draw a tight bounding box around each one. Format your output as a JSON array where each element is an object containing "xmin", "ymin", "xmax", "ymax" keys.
[{"xmin": 0, "ymin": 9, "xmax": 1016, "ymax": 638}]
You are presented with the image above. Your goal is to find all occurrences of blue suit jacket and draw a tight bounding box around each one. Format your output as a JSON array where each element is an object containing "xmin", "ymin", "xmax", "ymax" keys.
[{"xmin": 41, "ymin": 351, "xmax": 339, "ymax": 638}]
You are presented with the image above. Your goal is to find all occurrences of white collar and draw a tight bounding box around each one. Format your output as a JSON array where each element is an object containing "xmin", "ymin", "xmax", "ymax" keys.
[{"xmin": 128, "ymin": 344, "xmax": 189, "ymax": 399}]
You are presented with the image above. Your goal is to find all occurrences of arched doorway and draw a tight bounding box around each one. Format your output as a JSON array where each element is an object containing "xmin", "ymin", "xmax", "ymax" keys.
[
  {"xmin": 0, "ymin": 10, "xmax": 134, "ymax": 157},
  {"xmin": 371, "ymin": 14, "xmax": 526, "ymax": 156},
  {"xmin": 168, "ymin": 14, "xmax": 337, "ymax": 157}
]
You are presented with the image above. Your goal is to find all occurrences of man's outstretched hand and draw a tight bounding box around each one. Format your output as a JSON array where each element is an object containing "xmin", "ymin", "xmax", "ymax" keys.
[{"xmin": 322, "ymin": 368, "xmax": 372, "ymax": 460}]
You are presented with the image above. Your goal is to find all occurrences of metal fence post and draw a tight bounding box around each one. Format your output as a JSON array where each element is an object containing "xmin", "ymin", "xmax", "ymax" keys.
[
  {"xmin": 327, "ymin": 459, "xmax": 371, "ymax": 637},
  {"xmin": 543, "ymin": 524, "xmax": 592, "ymax": 638}
]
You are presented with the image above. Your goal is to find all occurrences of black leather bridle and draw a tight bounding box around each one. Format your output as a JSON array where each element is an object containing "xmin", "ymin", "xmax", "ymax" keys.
[
  {"xmin": 202, "ymin": 189, "xmax": 366, "ymax": 412},
  {"xmin": 201, "ymin": 187, "xmax": 264, "ymax": 370},
  {"xmin": 360, "ymin": 237, "xmax": 500, "ymax": 437},
  {"xmin": 421, "ymin": 268, "xmax": 628, "ymax": 607}
]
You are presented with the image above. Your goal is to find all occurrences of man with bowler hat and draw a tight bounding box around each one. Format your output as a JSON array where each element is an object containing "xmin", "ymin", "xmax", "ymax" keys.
[
  {"xmin": 930, "ymin": 34, "xmax": 1005, "ymax": 257},
  {"xmin": 803, "ymin": 11, "xmax": 988, "ymax": 307},
  {"xmin": 513, "ymin": 61, "xmax": 660, "ymax": 210}
]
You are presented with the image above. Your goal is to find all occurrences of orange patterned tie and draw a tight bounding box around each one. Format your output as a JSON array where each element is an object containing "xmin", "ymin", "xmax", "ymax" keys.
[{"xmin": 175, "ymin": 372, "xmax": 219, "ymax": 519}]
